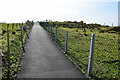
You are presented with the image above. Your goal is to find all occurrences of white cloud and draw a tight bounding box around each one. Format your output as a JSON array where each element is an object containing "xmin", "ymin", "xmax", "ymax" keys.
[{"xmin": 0, "ymin": 0, "xmax": 118, "ymax": 26}]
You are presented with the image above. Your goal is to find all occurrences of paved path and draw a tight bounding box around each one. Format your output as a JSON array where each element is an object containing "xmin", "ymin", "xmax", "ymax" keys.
[{"xmin": 17, "ymin": 22, "xmax": 87, "ymax": 78}]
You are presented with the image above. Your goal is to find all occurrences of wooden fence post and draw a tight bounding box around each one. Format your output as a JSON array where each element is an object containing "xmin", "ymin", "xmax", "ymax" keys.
[
  {"xmin": 7, "ymin": 24, "xmax": 10, "ymax": 79},
  {"xmin": 48, "ymin": 23, "xmax": 49, "ymax": 32},
  {"xmin": 44, "ymin": 23, "xmax": 46, "ymax": 30},
  {"xmin": 45, "ymin": 23, "xmax": 46, "ymax": 30},
  {"xmin": 26, "ymin": 25, "xmax": 30, "ymax": 39},
  {"xmin": 46, "ymin": 23, "xmax": 47, "ymax": 30},
  {"xmin": 46, "ymin": 22, "xmax": 48, "ymax": 31},
  {"xmin": 50, "ymin": 24, "xmax": 52, "ymax": 36},
  {"xmin": 65, "ymin": 30, "xmax": 68, "ymax": 54},
  {"xmin": 87, "ymin": 33, "xmax": 95, "ymax": 76},
  {"xmin": 20, "ymin": 24, "xmax": 25, "ymax": 52},
  {"xmin": 55, "ymin": 26, "xmax": 57, "ymax": 43}
]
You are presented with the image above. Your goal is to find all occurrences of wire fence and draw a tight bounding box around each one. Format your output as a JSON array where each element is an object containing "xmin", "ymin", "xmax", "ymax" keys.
[
  {"xmin": 1, "ymin": 21, "xmax": 33, "ymax": 79},
  {"xmin": 93, "ymin": 33, "xmax": 118, "ymax": 78},
  {"xmin": 40, "ymin": 22, "xmax": 119, "ymax": 79}
]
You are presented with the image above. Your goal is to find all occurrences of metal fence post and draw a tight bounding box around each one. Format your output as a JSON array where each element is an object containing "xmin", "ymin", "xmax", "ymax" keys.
[
  {"xmin": 7, "ymin": 24, "xmax": 10, "ymax": 79},
  {"xmin": 55, "ymin": 26, "xmax": 57, "ymax": 43},
  {"xmin": 87, "ymin": 33, "xmax": 95, "ymax": 76},
  {"xmin": 65, "ymin": 30, "xmax": 68, "ymax": 54}
]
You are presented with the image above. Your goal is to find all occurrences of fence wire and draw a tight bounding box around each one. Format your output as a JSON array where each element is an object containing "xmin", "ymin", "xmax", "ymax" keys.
[
  {"xmin": 1, "ymin": 22, "xmax": 33, "ymax": 79},
  {"xmin": 93, "ymin": 33, "xmax": 119, "ymax": 78},
  {"xmin": 67, "ymin": 30, "xmax": 91, "ymax": 74},
  {"xmin": 40, "ymin": 22, "xmax": 119, "ymax": 79}
]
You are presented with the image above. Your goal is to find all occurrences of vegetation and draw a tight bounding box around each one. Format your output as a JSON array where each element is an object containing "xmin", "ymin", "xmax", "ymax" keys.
[
  {"xmin": 51, "ymin": 21, "xmax": 120, "ymax": 33},
  {"xmin": 40, "ymin": 21, "xmax": 119, "ymax": 79},
  {"xmin": 0, "ymin": 23, "xmax": 2, "ymax": 79},
  {"xmin": 1, "ymin": 20, "xmax": 34, "ymax": 79}
]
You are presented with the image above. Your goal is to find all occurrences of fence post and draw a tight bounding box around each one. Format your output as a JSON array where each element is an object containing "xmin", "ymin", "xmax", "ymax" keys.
[
  {"xmin": 48, "ymin": 23, "xmax": 49, "ymax": 32},
  {"xmin": 47, "ymin": 23, "xmax": 48, "ymax": 31},
  {"xmin": 46, "ymin": 23, "xmax": 47, "ymax": 30},
  {"xmin": 55, "ymin": 26, "xmax": 57, "ymax": 43},
  {"xmin": 65, "ymin": 30, "xmax": 68, "ymax": 54},
  {"xmin": 50, "ymin": 24, "xmax": 52, "ymax": 36},
  {"xmin": 87, "ymin": 33, "xmax": 95, "ymax": 76},
  {"xmin": 20, "ymin": 24, "xmax": 25, "ymax": 52},
  {"xmin": 44, "ymin": 23, "xmax": 47, "ymax": 30},
  {"xmin": 7, "ymin": 24, "xmax": 10, "ymax": 79}
]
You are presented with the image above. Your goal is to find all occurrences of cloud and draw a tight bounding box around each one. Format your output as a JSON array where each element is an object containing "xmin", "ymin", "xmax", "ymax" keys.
[
  {"xmin": 74, "ymin": 0, "xmax": 119, "ymax": 2},
  {"xmin": 0, "ymin": 0, "xmax": 118, "ymax": 26}
]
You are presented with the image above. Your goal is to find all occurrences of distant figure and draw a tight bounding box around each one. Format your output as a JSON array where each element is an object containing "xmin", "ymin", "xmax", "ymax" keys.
[
  {"xmin": 104, "ymin": 23, "xmax": 105, "ymax": 27},
  {"xmin": 112, "ymin": 23, "xmax": 113, "ymax": 27}
]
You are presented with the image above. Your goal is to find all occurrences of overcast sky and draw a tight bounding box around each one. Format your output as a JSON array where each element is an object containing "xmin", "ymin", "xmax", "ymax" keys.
[{"xmin": 0, "ymin": 0, "xmax": 119, "ymax": 26}]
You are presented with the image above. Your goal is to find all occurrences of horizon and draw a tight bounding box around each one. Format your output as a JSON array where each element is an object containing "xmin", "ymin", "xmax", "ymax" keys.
[{"xmin": 0, "ymin": 0, "xmax": 119, "ymax": 26}]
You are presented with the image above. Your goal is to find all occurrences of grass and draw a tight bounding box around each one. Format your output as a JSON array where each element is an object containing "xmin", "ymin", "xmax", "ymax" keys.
[
  {"xmin": 0, "ymin": 24, "xmax": 2, "ymax": 79},
  {"xmin": 1, "ymin": 22, "xmax": 33, "ymax": 78},
  {"xmin": 0, "ymin": 24, "xmax": 2, "ymax": 53},
  {"xmin": 41, "ymin": 23, "xmax": 119, "ymax": 79}
]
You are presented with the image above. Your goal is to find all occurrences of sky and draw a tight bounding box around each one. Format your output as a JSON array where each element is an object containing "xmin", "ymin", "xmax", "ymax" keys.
[{"xmin": 0, "ymin": 0, "xmax": 119, "ymax": 26}]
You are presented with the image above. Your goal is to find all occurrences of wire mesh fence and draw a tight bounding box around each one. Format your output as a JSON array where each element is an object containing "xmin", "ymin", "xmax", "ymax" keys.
[
  {"xmin": 93, "ymin": 33, "xmax": 118, "ymax": 78},
  {"xmin": 67, "ymin": 30, "xmax": 91, "ymax": 74},
  {"xmin": 40, "ymin": 22, "xmax": 119, "ymax": 79}
]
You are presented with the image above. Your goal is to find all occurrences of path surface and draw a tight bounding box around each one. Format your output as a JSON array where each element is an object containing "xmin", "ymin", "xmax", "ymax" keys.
[{"xmin": 17, "ymin": 22, "xmax": 87, "ymax": 78}]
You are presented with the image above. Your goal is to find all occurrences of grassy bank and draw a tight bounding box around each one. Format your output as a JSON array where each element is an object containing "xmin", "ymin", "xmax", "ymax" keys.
[
  {"xmin": 1, "ymin": 21, "xmax": 33, "ymax": 79},
  {"xmin": 40, "ymin": 22, "xmax": 119, "ymax": 79}
]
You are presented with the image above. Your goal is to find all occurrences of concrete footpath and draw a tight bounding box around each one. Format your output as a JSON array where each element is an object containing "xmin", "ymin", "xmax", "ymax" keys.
[{"xmin": 17, "ymin": 22, "xmax": 88, "ymax": 78}]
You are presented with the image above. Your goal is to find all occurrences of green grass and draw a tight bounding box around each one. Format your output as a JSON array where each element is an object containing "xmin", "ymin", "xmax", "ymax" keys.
[
  {"xmin": 1, "ymin": 22, "xmax": 33, "ymax": 78},
  {"xmin": 0, "ymin": 24, "xmax": 2, "ymax": 53},
  {"xmin": 0, "ymin": 23, "xmax": 2, "ymax": 79},
  {"xmin": 41, "ymin": 23, "xmax": 119, "ymax": 79}
]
